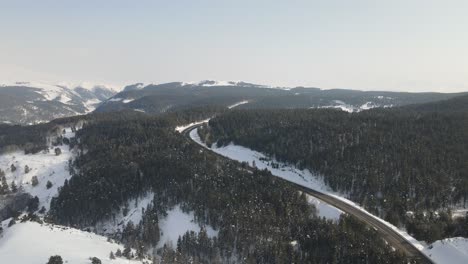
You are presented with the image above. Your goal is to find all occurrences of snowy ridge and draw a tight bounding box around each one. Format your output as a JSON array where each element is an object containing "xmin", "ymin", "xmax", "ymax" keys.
[
  {"xmin": 0, "ymin": 81, "xmax": 120, "ymax": 124},
  {"xmin": 181, "ymin": 80, "xmax": 272, "ymax": 88},
  {"xmin": 0, "ymin": 81, "xmax": 121, "ymax": 93}
]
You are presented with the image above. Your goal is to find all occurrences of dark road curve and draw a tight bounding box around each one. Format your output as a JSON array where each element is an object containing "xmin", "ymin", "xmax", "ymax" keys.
[{"xmin": 181, "ymin": 123, "xmax": 434, "ymax": 264}]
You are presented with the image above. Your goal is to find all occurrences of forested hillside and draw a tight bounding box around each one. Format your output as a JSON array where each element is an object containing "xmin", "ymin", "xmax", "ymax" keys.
[
  {"xmin": 40, "ymin": 111, "xmax": 410, "ymax": 263},
  {"xmin": 202, "ymin": 106, "xmax": 468, "ymax": 243}
]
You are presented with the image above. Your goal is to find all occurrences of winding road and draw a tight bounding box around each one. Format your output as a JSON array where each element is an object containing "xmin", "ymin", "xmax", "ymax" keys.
[{"xmin": 181, "ymin": 123, "xmax": 434, "ymax": 264}]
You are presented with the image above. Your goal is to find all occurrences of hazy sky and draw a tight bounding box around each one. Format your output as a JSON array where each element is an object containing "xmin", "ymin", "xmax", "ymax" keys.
[{"xmin": 1, "ymin": 0, "xmax": 467, "ymax": 92}]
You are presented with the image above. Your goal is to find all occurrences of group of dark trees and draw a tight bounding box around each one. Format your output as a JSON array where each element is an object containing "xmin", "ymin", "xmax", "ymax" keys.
[
  {"xmin": 201, "ymin": 104, "xmax": 468, "ymax": 243},
  {"xmin": 38, "ymin": 110, "xmax": 411, "ymax": 263}
]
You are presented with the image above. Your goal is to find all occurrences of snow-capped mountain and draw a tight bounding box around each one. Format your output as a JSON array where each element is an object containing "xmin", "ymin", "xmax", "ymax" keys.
[{"xmin": 0, "ymin": 82, "xmax": 120, "ymax": 125}]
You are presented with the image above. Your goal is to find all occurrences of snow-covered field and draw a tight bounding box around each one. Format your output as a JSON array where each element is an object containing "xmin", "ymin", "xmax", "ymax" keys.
[
  {"xmin": 424, "ymin": 237, "xmax": 468, "ymax": 264},
  {"xmin": 157, "ymin": 205, "xmax": 218, "ymax": 249},
  {"xmin": 0, "ymin": 220, "xmax": 148, "ymax": 264},
  {"xmin": 0, "ymin": 128, "xmax": 76, "ymax": 211},
  {"xmin": 189, "ymin": 126, "xmax": 468, "ymax": 263}
]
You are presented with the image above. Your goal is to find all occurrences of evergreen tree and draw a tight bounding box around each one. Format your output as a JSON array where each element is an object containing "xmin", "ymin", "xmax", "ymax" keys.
[
  {"xmin": 90, "ymin": 257, "xmax": 101, "ymax": 264},
  {"xmin": 55, "ymin": 147, "xmax": 62, "ymax": 156},
  {"xmin": 27, "ymin": 196, "xmax": 39, "ymax": 213},
  {"xmin": 0, "ymin": 175, "xmax": 9, "ymax": 194},
  {"xmin": 10, "ymin": 180, "xmax": 17, "ymax": 193},
  {"xmin": 122, "ymin": 245, "xmax": 132, "ymax": 259},
  {"xmin": 46, "ymin": 181, "xmax": 53, "ymax": 189}
]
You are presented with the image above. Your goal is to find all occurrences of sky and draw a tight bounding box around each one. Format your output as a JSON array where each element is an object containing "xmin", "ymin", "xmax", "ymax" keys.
[{"xmin": 0, "ymin": 0, "xmax": 467, "ymax": 92}]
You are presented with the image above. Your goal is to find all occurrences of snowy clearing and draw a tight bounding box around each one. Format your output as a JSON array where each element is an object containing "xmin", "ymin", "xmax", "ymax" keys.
[
  {"xmin": 95, "ymin": 192, "xmax": 154, "ymax": 235},
  {"xmin": 0, "ymin": 220, "xmax": 148, "ymax": 264},
  {"xmin": 0, "ymin": 128, "xmax": 76, "ymax": 211},
  {"xmin": 423, "ymin": 237, "xmax": 468, "ymax": 264},
  {"xmin": 157, "ymin": 205, "xmax": 218, "ymax": 249}
]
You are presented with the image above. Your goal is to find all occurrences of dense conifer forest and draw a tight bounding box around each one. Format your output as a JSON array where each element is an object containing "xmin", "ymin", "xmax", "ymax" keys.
[
  {"xmin": 0, "ymin": 109, "xmax": 413, "ymax": 263},
  {"xmin": 50, "ymin": 111, "xmax": 412, "ymax": 262},
  {"xmin": 201, "ymin": 106, "xmax": 468, "ymax": 243}
]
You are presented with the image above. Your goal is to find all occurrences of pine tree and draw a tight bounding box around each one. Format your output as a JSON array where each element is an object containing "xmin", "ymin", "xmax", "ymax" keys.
[
  {"xmin": 0, "ymin": 175, "xmax": 9, "ymax": 194},
  {"xmin": 55, "ymin": 147, "xmax": 62, "ymax": 156},
  {"xmin": 122, "ymin": 244, "xmax": 132, "ymax": 259},
  {"xmin": 109, "ymin": 251, "xmax": 115, "ymax": 260},
  {"xmin": 10, "ymin": 180, "xmax": 17, "ymax": 193},
  {"xmin": 27, "ymin": 196, "xmax": 39, "ymax": 213},
  {"xmin": 46, "ymin": 181, "xmax": 53, "ymax": 189},
  {"xmin": 90, "ymin": 257, "xmax": 101, "ymax": 264},
  {"xmin": 10, "ymin": 164, "xmax": 16, "ymax": 172},
  {"xmin": 24, "ymin": 165, "xmax": 30, "ymax": 174}
]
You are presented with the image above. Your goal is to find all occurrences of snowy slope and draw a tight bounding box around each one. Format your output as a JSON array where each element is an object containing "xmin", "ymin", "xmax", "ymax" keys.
[
  {"xmin": 0, "ymin": 128, "xmax": 76, "ymax": 211},
  {"xmin": 0, "ymin": 81, "xmax": 119, "ymax": 124},
  {"xmin": 0, "ymin": 220, "xmax": 149, "ymax": 264}
]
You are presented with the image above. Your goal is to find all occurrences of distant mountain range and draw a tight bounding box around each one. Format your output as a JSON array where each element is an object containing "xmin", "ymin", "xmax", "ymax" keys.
[
  {"xmin": 97, "ymin": 81, "xmax": 467, "ymax": 114},
  {"xmin": 0, "ymin": 82, "xmax": 118, "ymax": 125},
  {"xmin": 1, "ymin": 80, "xmax": 466, "ymax": 125}
]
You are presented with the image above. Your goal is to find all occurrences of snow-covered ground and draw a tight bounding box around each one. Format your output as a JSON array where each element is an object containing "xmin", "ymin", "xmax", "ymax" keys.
[
  {"xmin": 189, "ymin": 127, "xmax": 467, "ymax": 262},
  {"xmin": 157, "ymin": 205, "xmax": 218, "ymax": 249},
  {"xmin": 0, "ymin": 128, "xmax": 76, "ymax": 211},
  {"xmin": 0, "ymin": 220, "xmax": 148, "ymax": 264},
  {"xmin": 228, "ymin": 100, "xmax": 249, "ymax": 109},
  {"xmin": 96, "ymin": 195, "xmax": 219, "ymax": 250},
  {"xmin": 318, "ymin": 99, "xmax": 391, "ymax": 113},
  {"xmin": 424, "ymin": 237, "xmax": 468, "ymax": 264}
]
